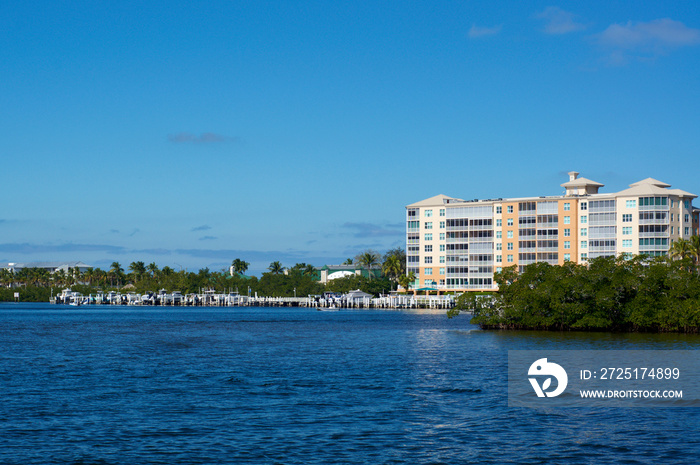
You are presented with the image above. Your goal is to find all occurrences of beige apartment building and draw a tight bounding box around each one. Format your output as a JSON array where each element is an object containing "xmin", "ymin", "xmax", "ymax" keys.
[{"xmin": 406, "ymin": 172, "xmax": 699, "ymax": 292}]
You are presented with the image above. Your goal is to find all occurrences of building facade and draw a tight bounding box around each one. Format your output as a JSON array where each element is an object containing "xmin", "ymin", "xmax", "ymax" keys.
[{"xmin": 406, "ymin": 172, "xmax": 699, "ymax": 292}]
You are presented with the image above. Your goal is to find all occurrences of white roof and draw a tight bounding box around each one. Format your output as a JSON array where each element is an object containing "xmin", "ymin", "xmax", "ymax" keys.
[{"xmin": 407, "ymin": 194, "xmax": 461, "ymax": 208}]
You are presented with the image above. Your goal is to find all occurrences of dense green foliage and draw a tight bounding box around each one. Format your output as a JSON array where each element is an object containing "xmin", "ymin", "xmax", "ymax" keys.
[
  {"xmin": 458, "ymin": 256, "xmax": 700, "ymax": 333},
  {"xmin": 1, "ymin": 251, "xmax": 409, "ymax": 302}
]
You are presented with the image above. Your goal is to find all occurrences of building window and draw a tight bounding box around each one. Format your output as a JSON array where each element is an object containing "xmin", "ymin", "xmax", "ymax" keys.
[
  {"xmin": 439, "ymin": 256, "xmax": 445, "ymax": 263},
  {"xmin": 581, "ymin": 253, "xmax": 588, "ymax": 259},
  {"xmin": 622, "ymin": 239, "xmax": 632, "ymax": 248},
  {"xmin": 507, "ymin": 242, "xmax": 513, "ymax": 250},
  {"xmin": 564, "ymin": 203, "xmax": 570, "ymax": 211},
  {"xmin": 685, "ymin": 200, "xmax": 690, "ymax": 209},
  {"xmin": 685, "ymin": 214, "xmax": 690, "ymax": 222},
  {"xmin": 439, "ymin": 267, "xmax": 445, "ymax": 275},
  {"xmin": 439, "ymin": 233, "xmax": 445, "ymax": 240},
  {"xmin": 580, "ymin": 202, "xmax": 587, "ymax": 211},
  {"xmin": 626, "ymin": 200, "xmax": 637, "ymax": 208},
  {"xmin": 496, "ymin": 255, "xmax": 502, "ymax": 263},
  {"xmin": 685, "ymin": 227, "xmax": 690, "ymax": 235},
  {"xmin": 564, "ymin": 216, "xmax": 570, "ymax": 225},
  {"xmin": 507, "ymin": 218, "xmax": 513, "ymax": 226},
  {"xmin": 622, "ymin": 227, "xmax": 632, "ymax": 235},
  {"xmin": 507, "ymin": 231, "xmax": 514, "ymax": 238},
  {"xmin": 439, "ymin": 244, "xmax": 445, "ymax": 252},
  {"xmin": 564, "ymin": 228, "xmax": 571, "ymax": 237},
  {"xmin": 496, "ymin": 267, "xmax": 502, "ymax": 272},
  {"xmin": 423, "ymin": 279, "xmax": 434, "ymax": 287},
  {"xmin": 425, "ymin": 268, "xmax": 433, "ymax": 275},
  {"xmin": 671, "ymin": 226, "xmax": 674, "ymax": 235},
  {"xmin": 425, "ymin": 210, "xmax": 433, "ymax": 217},
  {"xmin": 581, "ymin": 216, "xmax": 587, "ymax": 224},
  {"xmin": 496, "ymin": 243, "xmax": 502, "ymax": 250},
  {"xmin": 564, "ymin": 253, "xmax": 571, "ymax": 261},
  {"xmin": 439, "ymin": 209, "xmax": 445, "ymax": 217},
  {"xmin": 671, "ymin": 214, "xmax": 674, "ymax": 221},
  {"xmin": 496, "ymin": 206, "xmax": 502, "ymax": 214},
  {"xmin": 439, "ymin": 221, "xmax": 445, "ymax": 229},
  {"xmin": 425, "ymin": 245, "xmax": 432, "ymax": 252},
  {"xmin": 581, "ymin": 228, "xmax": 587, "ymax": 237},
  {"xmin": 425, "ymin": 222, "xmax": 433, "ymax": 229},
  {"xmin": 581, "ymin": 241, "xmax": 587, "ymax": 248},
  {"xmin": 496, "ymin": 219, "xmax": 502, "ymax": 227},
  {"xmin": 622, "ymin": 214, "xmax": 632, "ymax": 222},
  {"xmin": 496, "ymin": 231, "xmax": 502, "ymax": 239},
  {"xmin": 425, "ymin": 257, "xmax": 433, "ymax": 264},
  {"xmin": 564, "ymin": 241, "xmax": 570, "ymax": 249},
  {"xmin": 425, "ymin": 233, "xmax": 432, "ymax": 241},
  {"xmin": 507, "ymin": 255, "xmax": 513, "ymax": 262}
]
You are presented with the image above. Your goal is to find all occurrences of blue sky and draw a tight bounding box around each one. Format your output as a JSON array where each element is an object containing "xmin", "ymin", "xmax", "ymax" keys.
[{"xmin": 2, "ymin": 1, "xmax": 699, "ymax": 275}]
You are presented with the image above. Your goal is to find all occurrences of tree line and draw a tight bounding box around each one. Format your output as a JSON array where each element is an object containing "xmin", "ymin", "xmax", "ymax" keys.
[
  {"xmin": 1, "ymin": 248, "xmax": 410, "ymax": 302},
  {"xmin": 453, "ymin": 252, "xmax": 700, "ymax": 333}
]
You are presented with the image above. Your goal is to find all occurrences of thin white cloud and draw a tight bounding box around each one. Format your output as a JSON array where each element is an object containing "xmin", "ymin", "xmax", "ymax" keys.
[
  {"xmin": 594, "ymin": 18, "xmax": 700, "ymax": 64},
  {"xmin": 468, "ymin": 24, "xmax": 502, "ymax": 38},
  {"xmin": 536, "ymin": 6, "xmax": 586, "ymax": 35}
]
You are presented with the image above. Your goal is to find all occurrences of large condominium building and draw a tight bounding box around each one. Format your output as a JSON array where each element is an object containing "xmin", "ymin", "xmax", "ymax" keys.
[{"xmin": 406, "ymin": 172, "xmax": 699, "ymax": 292}]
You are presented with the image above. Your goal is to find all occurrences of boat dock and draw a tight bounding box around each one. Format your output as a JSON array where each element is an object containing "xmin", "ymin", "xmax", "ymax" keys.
[{"xmin": 50, "ymin": 289, "xmax": 456, "ymax": 309}]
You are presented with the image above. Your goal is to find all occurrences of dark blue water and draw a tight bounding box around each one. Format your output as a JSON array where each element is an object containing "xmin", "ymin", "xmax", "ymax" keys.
[{"xmin": 1, "ymin": 303, "xmax": 699, "ymax": 464}]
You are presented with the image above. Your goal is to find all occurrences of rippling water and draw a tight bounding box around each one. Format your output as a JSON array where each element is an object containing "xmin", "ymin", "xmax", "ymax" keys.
[{"xmin": 1, "ymin": 303, "xmax": 699, "ymax": 464}]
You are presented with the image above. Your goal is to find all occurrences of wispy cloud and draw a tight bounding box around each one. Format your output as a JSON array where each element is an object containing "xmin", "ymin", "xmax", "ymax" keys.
[
  {"xmin": 199, "ymin": 236, "xmax": 217, "ymax": 241},
  {"xmin": 168, "ymin": 132, "xmax": 238, "ymax": 144},
  {"xmin": 468, "ymin": 24, "xmax": 502, "ymax": 38},
  {"xmin": 594, "ymin": 18, "xmax": 700, "ymax": 65},
  {"xmin": 536, "ymin": 7, "xmax": 586, "ymax": 35},
  {"xmin": 191, "ymin": 225, "xmax": 212, "ymax": 232},
  {"xmin": 341, "ymin": 222, "xmax": 404, "ymax": 239}
]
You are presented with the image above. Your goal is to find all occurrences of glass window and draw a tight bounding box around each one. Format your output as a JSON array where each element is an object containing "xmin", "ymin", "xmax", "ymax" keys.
[
  {"xmin": 507, "ymin": 206, "xmax": 514, "ymax": 213},
  {"xmin": 580, "ymin": 202, "xmax": 587, "ymax": 211},
  {"xmin": 496, "ymin": 231, "xmax": 502, "ymax": 239},
  {"xmin": 622, "ymin": 239, "xmax": 632, "ymax": 248},
  {"xmin": 626, "ymin": 200, "xmax": 636, "ymax": 208},
  {"xmin": 507, "ymin": 231, "xmax": 513, "ymax": 238},
  {"xmin": 425, "ymin": 210, "xmax": 433, "ymax": 217},
  {"xmin": 564, "ymin": 203, "xmax": 570, "ymax": 211},
  {"xmin": 564, "ymin": 228, "xmax": 570, "ymax": 237},
  {"xmin": 424, "ymin": 245, "xmax": 432, "ymax": 252},
  {"xmin": 581, "ymin": 241, "xmax": 587, "ymax": 248},
  {"xmin": 439, "ymin": 233, "xmax": 445, "ymax": 240},
  {"xmin": 496, "ymin": 219, "xmax": 502, "ymax": 227},
  {"xmin": 496, "ymin": 243, "xmax": 502, "ymax": 250},
  {"xmin": 425, "ymin": 222, "xmax": 433, "ymax": 229},
  {"xmin": 564, "ymin": 216, "xmax": 570, "ymax": 225},
  {"xmin": 439, "ymin": 209, "xmax": 445, "ymax": 217},
  {"xmin": 439, "ymin": 267, "xmax": 445, "ymax": 275},
  {"xmin": 424, "ymin": 233, "xmax": 432, "ymax": 241},
  {"xmin": 507, "ymin": 243, "xmax": 513, "ymax": 250},
  {"xmin": 496, "ymin": 255, "xmax": 502, "ymax": 263},
  {"xmin": 439, "ymin": 221, "xmax": 445, "ymax": 229},
  {"xmin": 507, "ymin": 218, "xmax": 513, "ymax": 226},
  {"xmin": 425, "ymin": 257, "xmax": 433, "ymax": 264},
  {"xmin": 507, "ymin": 255, "xmax": 513, "ymax": 262},
  {"xmin": 496, "ymin": 206, "xmax": 502, "ymax": 214},
  {"xmin": 439, "ymin": 256, "xmax": 445, "ymax": 263},
  {"xmin": 564, "ymin": 241, "xmax": 570, "ymax": 249},
  {"xmin": 581, "ymin": 228, "xmax": 587, "ymax": 237},
  {"xmin": 622, "ymin": 214, "xmax": 632, "ymax": 222},
  {"xmin": 564, "ymin": 253, "xmax": 571, "ymax": 261},
  {"xmin": 581, "ymin": 253, "xmax": 588, "ymax": 259},
  {"xmin": 581, "ymin": 216, "xmax": 587, "ymax": 224},
  {"xmin": 439, "ymin": 244, "xmax": 445, "ymax": 252},
  {"xmin": 623, "ymin": 227, "xmax": 632, "ymax": 235},
  {"xmin": 425, "ymin": 268, "xmax": 433, "ymax": 275}
]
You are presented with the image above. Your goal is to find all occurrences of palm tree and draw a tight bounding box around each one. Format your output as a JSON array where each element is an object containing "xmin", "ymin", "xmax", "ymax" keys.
[
  {"xmin": 398, "ymin": 272, "xmax": 416, "ymax": 293},
  {"xmin": 231, "ymin": 258, "xmax": 250, "ymax": 276},
  {"xmin": 356, "ymin": 251, "xmax": 380, "ymax": 280},
  {"xmin": 304, "ymin": 264, "xmax": 316, "ymax": 277},
  {"xmin": 689, "ymin": 235, "xmax": 700, "ymax": 268},
  {"xmin": 343, "ymin": 258, "xmax": 353, "ymax": 265},
  {"xmin": 147, "ymin": 262, "xmax": 159, "ymax": 279},
  {"xmin": 268, "ymin": 261, "xmax": 285, "ymax": 274},
  {"xmin": 129, "ymin": 261, "xmax": 147, "ymax": 283},
  {"xmin": 669, "ymin": 238, "xmax": 691, "ymax": 261},
  {"xmin": 110, "ymin": 262, "xmax": 124, "ymax": 288},
  {"xmin": 382, "ymin": 255, "xmax": 403, "ymax": 283}
]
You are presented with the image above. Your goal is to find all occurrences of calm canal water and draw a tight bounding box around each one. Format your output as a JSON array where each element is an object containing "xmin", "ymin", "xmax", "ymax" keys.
[{"xmin": 1, "ymin": 302, "xmax": 699, "ymax": 464}]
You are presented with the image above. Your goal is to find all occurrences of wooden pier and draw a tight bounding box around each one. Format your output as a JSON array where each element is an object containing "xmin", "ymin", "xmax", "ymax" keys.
[{"xmin": 50, "ymin": 289, "xmax": 456, "ymax": 310}]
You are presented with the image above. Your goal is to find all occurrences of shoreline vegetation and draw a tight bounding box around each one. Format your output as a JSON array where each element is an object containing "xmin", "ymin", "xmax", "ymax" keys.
[
  {"xmin": 0, "ymin": 249, "xmax": 410, "ymax": 303},
  {"xmin": 449, "ymin": 255, "xmax": 700, "ymax": 334}
]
